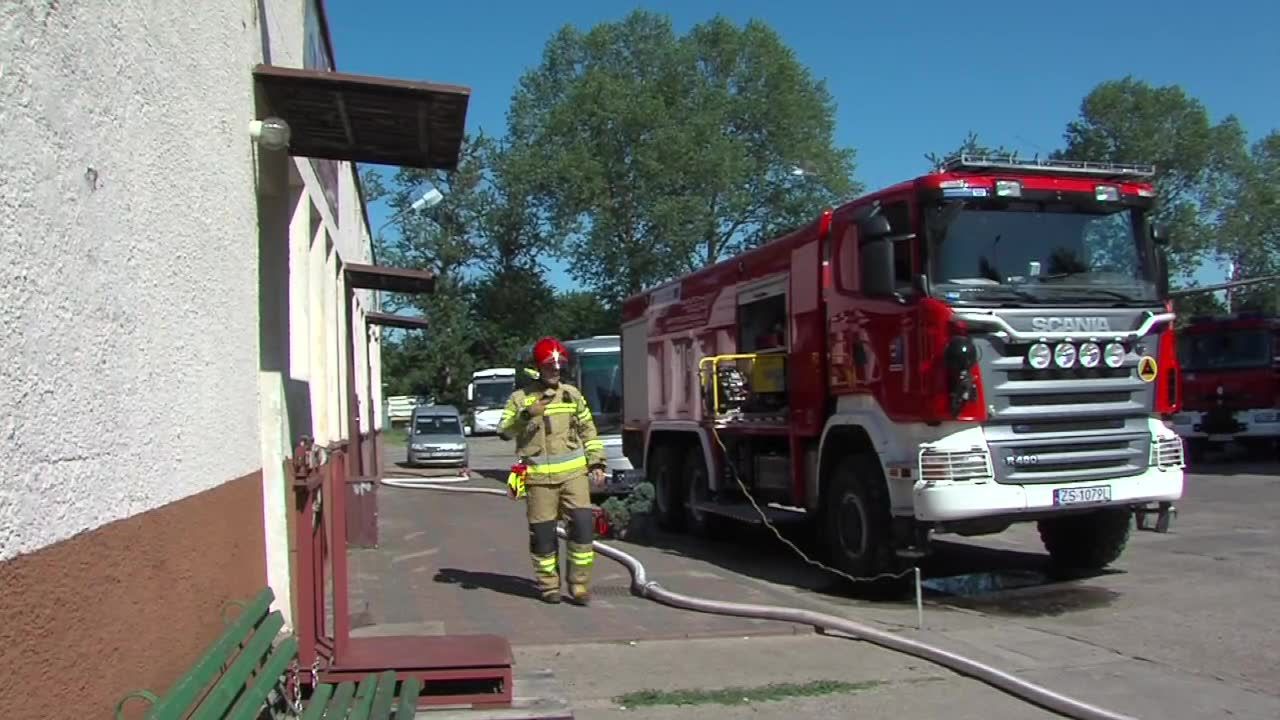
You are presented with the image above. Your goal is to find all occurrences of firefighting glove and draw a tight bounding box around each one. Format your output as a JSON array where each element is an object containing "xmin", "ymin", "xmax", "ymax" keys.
[
  {"xmin": 507, "ymin": 467, "xmax": 527, "ymax": 499},
  {"xmin": 524, "ymin": 397, "xmax": 552, "ymax": 418}
]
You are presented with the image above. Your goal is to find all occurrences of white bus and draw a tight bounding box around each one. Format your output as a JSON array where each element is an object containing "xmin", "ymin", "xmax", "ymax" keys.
[{"xmin": 466, "ymin": 367, "xmax": 516, "ymax": 436}]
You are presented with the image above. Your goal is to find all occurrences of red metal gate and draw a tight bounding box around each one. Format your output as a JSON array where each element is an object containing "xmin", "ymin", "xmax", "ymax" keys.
[{"xmin": 288, "ymin": 437, "xmax": 515, "ymax": 708}]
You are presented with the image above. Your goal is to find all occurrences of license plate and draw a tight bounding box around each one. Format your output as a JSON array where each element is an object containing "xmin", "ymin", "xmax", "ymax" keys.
[
  {"xmin": 1207, "ymin": 434, "xmax": 1233, "ymax": 443},
  {"xmin": 1053, "ymin": 485, "xmax": 1112, "ymax": 506}
]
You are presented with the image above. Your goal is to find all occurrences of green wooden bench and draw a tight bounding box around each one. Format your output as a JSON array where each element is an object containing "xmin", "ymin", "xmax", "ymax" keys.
[{"xmin": 115, "ymin": 588, "xmax": 421, "ymax": 720}]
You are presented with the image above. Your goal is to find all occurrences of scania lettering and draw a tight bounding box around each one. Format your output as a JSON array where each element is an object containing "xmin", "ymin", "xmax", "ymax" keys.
[
  {"xmin": 1031, "ymin": 316, "xmax": 1114, "ymax": 333},
  {"xmin": 620, "ymin": 155, "xmax": 1185, "ymax": 576}
]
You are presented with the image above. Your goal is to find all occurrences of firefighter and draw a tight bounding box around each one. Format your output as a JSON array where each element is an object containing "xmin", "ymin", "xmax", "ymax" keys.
[{"xmin": 498, "ymin": 337, "xmax": 608, "ymax": 605}]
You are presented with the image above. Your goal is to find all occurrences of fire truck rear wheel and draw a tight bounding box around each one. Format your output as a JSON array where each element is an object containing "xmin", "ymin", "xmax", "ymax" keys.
[
  {"xmin": 649, "ymin": 442, "xmax": 685, "ymax": 530},
  {"xmin": 682, "ymin": 444, "xmax": 722, "ymax": 537},
  {"xmin": 822, "ymin": 453, "xmax": 897, "ymax": 580},
  {"xmin": 1037, "ymin": 508, "xmax": 1132, "ymax": 570}
]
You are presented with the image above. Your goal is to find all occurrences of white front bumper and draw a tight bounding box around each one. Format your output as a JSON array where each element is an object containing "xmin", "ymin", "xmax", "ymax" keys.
[
  {"xmin": 472, "ymin": 411, "xmax": 503, "ymax": 433},
  {"xmin": 910, "ymin": 418, "xmax": 1184, "ymax": 523},
  {"xmin": 913, "ymin": 465, "xmax": 1183, "ymax": 522}
]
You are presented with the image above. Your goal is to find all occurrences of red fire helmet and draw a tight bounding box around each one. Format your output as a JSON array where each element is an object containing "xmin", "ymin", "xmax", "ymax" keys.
[{"xmin": 532, "ymin": 337, "xmax": 570, "ymax": 369}]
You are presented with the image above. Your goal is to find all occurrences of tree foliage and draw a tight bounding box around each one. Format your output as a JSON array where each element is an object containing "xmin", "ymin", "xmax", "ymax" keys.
[
  {"xmin": 504, "ymin": 11, "xmax": 859, "ymax": 306},
  {"xmin": 925, "ymin": 131, "xmax": 1017, "ymax": 169},
  {"xmin": 1215, "ymin": 131, "xmax": 1280, "ymax": 313},
  {"xmin": 364, "ymin": 18, "xmax": 1280, "ymax": 405},
  {"xmin": 1053, "ymin": 77, "xmax": 1248, "ymax": 278}
]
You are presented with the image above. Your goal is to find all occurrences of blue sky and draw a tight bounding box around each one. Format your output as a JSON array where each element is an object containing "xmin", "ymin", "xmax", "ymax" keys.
[{"xmin": 326, "ymin": 0, "xmax": 1278, "ymax": 290}]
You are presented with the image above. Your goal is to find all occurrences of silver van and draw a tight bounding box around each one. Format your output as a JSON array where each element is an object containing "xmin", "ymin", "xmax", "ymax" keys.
[{"xmin": 406, "ymin": 404, "xmax": 469, "ymax": 468}]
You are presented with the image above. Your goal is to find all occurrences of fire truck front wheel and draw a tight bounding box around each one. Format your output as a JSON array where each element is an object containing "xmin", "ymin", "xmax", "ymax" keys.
[
  {"xmin": 822, "ymin": 453, "xmax": 897, "ymax": 580},
  {"xmin": 1036, "ymin": 508, "xmax": 1132, "ymax": 570}
]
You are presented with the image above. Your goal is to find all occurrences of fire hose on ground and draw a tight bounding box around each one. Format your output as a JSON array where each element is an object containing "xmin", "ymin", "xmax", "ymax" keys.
[{"xmin": 378, "ymin": 475, "xmax": 1139, "ymax": 720}]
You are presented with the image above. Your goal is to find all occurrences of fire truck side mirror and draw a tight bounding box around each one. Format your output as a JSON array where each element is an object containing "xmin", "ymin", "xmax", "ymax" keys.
[
  {"xmin": 1150, "ymin": 223, "xmax": 1170, "ymax": 246},
  {"xmin": 857, "ymin": 214, "xmax": 895, "ymax": 297},
  {"xmin": 859, "ymin": 214, "xmax": 892, "ymax": 239}
]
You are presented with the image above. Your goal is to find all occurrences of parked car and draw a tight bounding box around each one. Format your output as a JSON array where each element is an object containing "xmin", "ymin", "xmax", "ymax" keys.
[{"xmin": 406, "ymin": 405, "xmax": 469, "ymax": 468}]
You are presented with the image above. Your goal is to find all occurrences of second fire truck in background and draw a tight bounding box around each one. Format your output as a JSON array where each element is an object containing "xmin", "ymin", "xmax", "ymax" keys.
[{"xmin": 1172, "ymin": 313, "xmax": 1280, "ymax": 459}]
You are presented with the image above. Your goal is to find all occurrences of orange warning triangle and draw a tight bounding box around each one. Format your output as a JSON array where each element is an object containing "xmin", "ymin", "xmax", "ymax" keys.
[{"xmin": 1138, "ymin": 356, "xmax": 1158, "ymax": 383}]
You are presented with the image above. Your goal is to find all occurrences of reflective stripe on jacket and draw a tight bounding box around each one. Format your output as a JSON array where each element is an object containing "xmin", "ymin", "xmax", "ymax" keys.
[{"xmin": 498, "ymin": 380, "xmax": 607, "ymax": 482}]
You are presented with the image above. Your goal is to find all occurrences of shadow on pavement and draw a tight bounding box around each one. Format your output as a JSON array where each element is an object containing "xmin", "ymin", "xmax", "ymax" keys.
[
  {"xmin": 619, "ymin": 521, "xmax": 1120, "ymax": 613},
  {"xmin": 432, "ymin": 567, "xmax": 544, "ymax": 600}
]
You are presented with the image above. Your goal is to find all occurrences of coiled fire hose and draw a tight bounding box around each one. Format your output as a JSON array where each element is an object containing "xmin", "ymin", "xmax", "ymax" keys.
[{"xmin": 380, "ymin": 475, "xmax": 1139, "ymax": 720}]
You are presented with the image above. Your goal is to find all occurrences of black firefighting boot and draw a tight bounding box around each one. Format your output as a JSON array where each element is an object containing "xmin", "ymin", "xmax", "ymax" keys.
[{"xmin": 530, "ymin": 520, "xmax": 561, "ymax": 603}]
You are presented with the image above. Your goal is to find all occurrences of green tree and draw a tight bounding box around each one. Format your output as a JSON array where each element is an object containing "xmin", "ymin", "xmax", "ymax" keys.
[
  {"xmin": 925, "ymin": 131, "xmax": 1017, "ymax": 169},
  {"xmin": 1053, "ymin": 77, "xmax": 1248, "ymax": 278},
  {"xmin": 1216, "ymin": 131, "xmax": 1280, "ymax": 313},
  {"xmin": 547, "ymin": 291, "xmax": 617, "ymax": 339},
  {"xmin": 362, "ymin": 136, "xmax": 500, "ymax": 405},
  {"xmin": 1170, "ymin": 286, "xmax": 1228, "ymax": 326},
  {"xmin": 505, "ymin": 11, "xmax": 859, "ymax": 306}
]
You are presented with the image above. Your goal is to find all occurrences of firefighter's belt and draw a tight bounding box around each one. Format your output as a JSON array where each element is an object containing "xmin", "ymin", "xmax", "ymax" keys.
[{"xmin": 523, "ymin": 451, "xmax": 589, "ymax": 476}]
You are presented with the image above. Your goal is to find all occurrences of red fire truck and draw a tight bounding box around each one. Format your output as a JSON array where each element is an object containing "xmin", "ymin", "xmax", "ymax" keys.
[
  {"xmin": 1172, "ymin": 313, "xmax": 1280, "ymax": 459},
  {"xmin": 619, "ymin": 155, "xmax": 1186, "ymax": 576}
]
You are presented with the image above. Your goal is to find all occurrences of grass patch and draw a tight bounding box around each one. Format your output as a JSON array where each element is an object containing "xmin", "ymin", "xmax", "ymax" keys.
[
  {"xmin": 613, "ymin": 679, "xmax": 883, "ymax": 709},
  {"xmin": 384, "ymin": 426, "xmax": 407, "ymax": 446}
]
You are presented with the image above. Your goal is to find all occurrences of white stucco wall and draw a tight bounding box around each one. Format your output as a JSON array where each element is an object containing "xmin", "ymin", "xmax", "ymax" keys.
[
  {"xmin": 253, "ymin": 0, "xmax": 382, "ymax": 625},
  {"xmin": 0, "ymin": 0, "xmax": 265, "ymax": 561},
  {"xmin": 1, "ymin": 2, "xmax": 384, "ymax": 641}
]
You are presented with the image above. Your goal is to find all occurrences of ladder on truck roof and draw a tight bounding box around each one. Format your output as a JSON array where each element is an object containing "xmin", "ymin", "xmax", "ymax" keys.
[{"xmin": 941, "ymin": 153, "xmax": 1155, "ymax": 180}]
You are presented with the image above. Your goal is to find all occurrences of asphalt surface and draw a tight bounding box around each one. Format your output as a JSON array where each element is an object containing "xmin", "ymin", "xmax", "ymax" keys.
[{"xmin": 353, "ymin": 434, "xmax": 1279, "ymax": 719}]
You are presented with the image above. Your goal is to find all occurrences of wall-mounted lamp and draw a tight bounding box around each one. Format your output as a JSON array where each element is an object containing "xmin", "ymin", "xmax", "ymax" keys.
[{"xmin": 248, "ymin": 117, "xmax": 291, "ymax": 151}]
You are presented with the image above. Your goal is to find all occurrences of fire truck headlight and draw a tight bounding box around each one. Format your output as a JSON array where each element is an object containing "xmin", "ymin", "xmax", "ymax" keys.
[
  {"xmin": 1078, "ymin": 341, "xmax": 1101, "ymax": 368},
  {"xmin": 1027, "ymin": 343, "xmax": 1052, "ymax": 369},
  {"xmin": 1103, "ymin": 342, "xmax": 1126, "ymax": 368},
  {"xmin": 1054, "ymin": 342, "xmax": 1077, "ymax": 368}
]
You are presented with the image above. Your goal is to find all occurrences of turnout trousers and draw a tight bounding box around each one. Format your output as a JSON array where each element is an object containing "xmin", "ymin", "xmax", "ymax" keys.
[{"xmin": 525, "ymin": 471, "xmax": 594, "ymax": 602}]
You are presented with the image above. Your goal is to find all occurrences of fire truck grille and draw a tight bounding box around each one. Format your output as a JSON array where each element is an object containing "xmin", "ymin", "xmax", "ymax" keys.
[
  {"xmin": 981, "ymin": 341, "xmax": 1155, "ymax": 422},
  {"xmin": 987, "ymin": 434, "xmax": 1150, "ymax": 485},
  {"xmin": 976, "ymin": 333, "xmax": 1159, "ymax": 485}
]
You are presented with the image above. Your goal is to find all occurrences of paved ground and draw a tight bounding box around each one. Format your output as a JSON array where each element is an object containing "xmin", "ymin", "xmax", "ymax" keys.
[{"xmin": 352, "ymin": 435, "xmax": 1280, "ymax": 719}]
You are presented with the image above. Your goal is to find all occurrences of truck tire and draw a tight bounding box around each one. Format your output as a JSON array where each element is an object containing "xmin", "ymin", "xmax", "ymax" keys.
[
  {"xmin": 822, "ymin": 453, "xmax": 897, "ymax": 580},
  {"xmin": 1037, "ymin": 508, "xmax": 1132, "ymax": 570},
  {"xmin": 648, "ymin": 442, "xmax": 684, "ymax": 530},
  {"xmin": 683, "ymin": 444, "xmax": 723, "ymax": 538}
]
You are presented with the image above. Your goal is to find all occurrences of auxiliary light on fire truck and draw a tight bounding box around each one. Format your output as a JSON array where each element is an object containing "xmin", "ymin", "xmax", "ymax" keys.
[
  {"xmin": 1078, "ymin": 341, "xmax": 1102, "ymax": 368},
  {"xmin": 1103, "ymin": 342, "xmax": 1126, "ymax": 368},
  {"xmin": 1053, "ymin": 342, "xmax": 1077, "ymax": 369},
  {"xmin": 994, "ymin": 179, "xmax": 1021, "ymax": 197},
  {"xmin": 1027, "ymin": 342, "xmax": 1052, "ymax": 369}
]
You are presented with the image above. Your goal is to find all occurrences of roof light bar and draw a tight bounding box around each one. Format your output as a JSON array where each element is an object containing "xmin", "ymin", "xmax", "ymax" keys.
[{"xmin": 941, "ymin": 154, "xmax": 1156, "ymax": 180}]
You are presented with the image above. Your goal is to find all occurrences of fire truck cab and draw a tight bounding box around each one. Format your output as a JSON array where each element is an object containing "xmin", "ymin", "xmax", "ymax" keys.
[
  {"xmin": 620, "ymin": 155, "xmax": 1186, "ymax": 577},
  {"xmin": 1171, "ymin": 313, "xmax": 1280, "ymax": 458}
]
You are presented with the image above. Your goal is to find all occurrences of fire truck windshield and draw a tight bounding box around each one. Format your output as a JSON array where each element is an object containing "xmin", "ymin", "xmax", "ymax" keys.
[
  {"xmin": 1178, "ymin": 331, "xmax": 1271, "ymax": 371},
  {"xmin": 927, "ymin": 199, "xmax": 1158, "ymax": 305}
]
